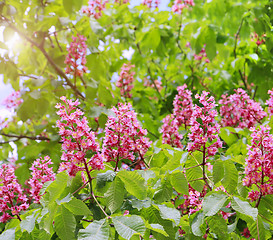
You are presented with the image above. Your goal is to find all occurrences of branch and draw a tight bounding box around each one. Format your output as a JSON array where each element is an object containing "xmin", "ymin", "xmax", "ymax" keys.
[
  {"xmin": 0, "ymin": 132, "xmax": 51, "ymax": 143},
  {"xmin": 233, "ymin": 17, "xmax": 248, "ymax": 90},
  {"xmin": 1, "ymin": 16, "xmax": 85, "ymax": 99}
]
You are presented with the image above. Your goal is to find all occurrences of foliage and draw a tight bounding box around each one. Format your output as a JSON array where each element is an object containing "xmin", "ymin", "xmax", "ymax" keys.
[{"xmin": 1, "ymin": 0, "xmax": 273, "ymax": 239}]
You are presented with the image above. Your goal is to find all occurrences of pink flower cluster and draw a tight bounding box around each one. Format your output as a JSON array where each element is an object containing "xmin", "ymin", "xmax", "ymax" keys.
[
  {"xmin": 143, "ymin": 78, "xmax": 162, "ymax": 91},
  {"xmin": 2, "ymin": 90, "xmax": 23, "ymax": 109},
  {"xmin": 28, "ymin": 156, "xmax": 55, "ymax": 203},
  {"xmin": 56, "ymin": 96, "xmax": 104, "ymax": 177},
  {"xmin": 142, "ymin": 0, "xmax": 159, "ymax": 9},
  {"xmin": 0, "ymin": 164, "xmax": 29, "ymax": 222},
  {"xmin": 177, "ymin": 185, "xmax": 207, "ymax": 215},
  {"xmin": 160, "ymin": 115, "xmax": 183, "ymax": 148},
  {"xmin": 266, "ymin": 88, "xmax": 273, "ymax": 116},
  {"xmin": 172, "ymin": 0, "xmax": 194, "ymax": 14},
  {"xmin": 194, "ymin": 47, "xmax": 210, "ymax": 63},
  {"xmin": 173, "ymin": 84, "xmax": 193, "ymax": 127},
  {"xmin": 187, "ymin": 91, "xmax": 222, "ymax": 158},
  {"xmin": 114, "ymin": 0, "xmax": 130, "ymax": 4},
  {"xmin": 251, "ymin": 32, "xmax": 266, "ymax": 46},
  {"xmin": 243, "ymin": 125, "xmax": 273, "ymax": 201},
  {"xmin": 65, "ymin": 34, "xmax": 88, "ymax": 77},
  {"xmin": 219, "ymin": 88, "xmax": 266, "ymax": 129},
  {"xmin": 160, "ymin": 84, "xmax": 193, "ymax": 148},
  {"xmin": 116, "ymin": 63, "xmax": 135, "ymax": 98},
  {"xmin": 102, "ymin": 103, "xmax": 151, "ymax": 169},
  {"xmin": 82, "ymin": 0, "xmax": 107, "ymax": 19}
]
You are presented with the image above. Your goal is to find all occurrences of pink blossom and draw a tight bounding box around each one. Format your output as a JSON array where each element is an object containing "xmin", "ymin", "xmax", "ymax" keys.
[
  {"xmin": 2, "ymin": 90, "xmax": 23, "ymax": 109},
  {"xmin": 160, "ymin": 115, "xmax": 183, "ymax": 148},
  {"xmin": 173, "ymin": 84, "xmax": 193, "ymax": 127},
  {"xmin": 172, "ymin": 0, "xmax": 194, "ymax": 14},
  {"xmin": 56, "ymin": 96, "xmax": 104, "ymax": 177},
  {"xmin": 82, "ymin": 0, "xmax": 107, "ymax": 19},
  {"xmin": 243, "ymin": 125, "xmax": 273, "ymax": 202},
  {"xmin": 142, "ymin": 0, "xmax": 160, "ymax": 9},
  {"xmin": 193, "ymin": 47, "xmax": 210, "ymax": 64},
  {"xmin": 0, "ymin": 164, "xmax": 29, "ymax": 222},
  {"xmin": 114, "ymin": 0, "xmax": 130, "ymax": 4},
  {"xmin": 116, "ymin": 63, "xmax": 135, "ymax": 98},
  {"xmin": 176, "ymin": 185, "xmax": 207, "ymax": 215},
  {"xmin": 266, "ymin": 88, "xmax": 273, "ymax": 116},
  {"xmin": 220, "ymin": 88, "xmax": 266, "ymax": 128},
  {"xmin": 251, "ymin": 32, "xmax": 266, "ymax": 46},
  {"xmin": 143, "ymin": 78, "xmax": 162, "ymax": 91},
  {"xmin": 187, "ymin": 91, "xmax": 222, "ymax": 158},
  {"xmin": 102, "ymin": 102, "xmax": 151, "ymax": 169},
  {"xmin": 28, "ymin": 156, "xmax": 55, "ymax": 203},
  {"xmin": 64, "ymin": 34, "xmax": 88, "ymax": 77}
]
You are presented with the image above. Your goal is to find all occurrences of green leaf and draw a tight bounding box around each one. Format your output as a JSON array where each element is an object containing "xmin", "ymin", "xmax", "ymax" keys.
[
  {"xmin": 153, "ymin": 179, "xmax": 173, "ymax": 203},
  {"xmin": 231, "ymin": 197, "xmax": 258, "ymax": 221},
  {"xmin": 112, "ymin": 215, "xmax": 146, "ymax": 240},
  {"xmin": 62, "ymin": 0, "xmax": 73, "ymax": 14},
  {"xmin": 104, "ymin": 177, "xmax": 125, "ymax": 213},
  {"xmin": 219, "ymin": 128, "xmax": 238, "ymax": 146},
  {"xmin": 54, "ymin": 205, "xmax": 76, "ymax": 240},
  {"xmin": 207, "ymin": 215, "xmax": 228, "ymax": 239},
  {"xmin": 202, "ymin": 192, "xmax": 228, "ymax": 216},
  {"xmin": 205, "ymin": 26, "xmax": 216, "ymax": 61},
  {"xmin": 64, "ymin": 198, "xmax": 92, "ymax": 216},
  {"xmin": 185, "ymin": 152, "xmax": 204, "ymax": 192},
  {"xmin": 118, "ymin": 171, "xmax": 146, "ymax": 200},
  {"xmin": 154, "ymin": 204, "xmax": 180, "ymax": 225},
  {"xmin": 146, "ymin": 223, "xmax": 169, "ymax": 237},
  {"xmin": 249, "ymin": 215, "xmax": 270, "ymax": 240},
  {"xmin": 141, "ymin": 28, "xmax": 161, "ymax": 50},
  {"xmin": 97, "ymin": 170, "xmax": 116, "ymax": 188},
  {"xmin": 191, "ymin": 212, "xmax": 204, "ymax": 237},
  {"xmin": 78, "ymin": 219, "xmax": 110, "ymax": 240},
  {"xmin": 170, "ymin": 171, "xmax": 189, "ymax": 195},
  {"xmin": 47, "ymin": 171, "xmax": 69, "ymax": 202},
  {"xmin": 20, "ymin": 210, "xmax": 39, "ymax": 233},
  {"xmin": 0, "ymin": 228, "xmax": 16, "ymax": 240},
  {"xmin": 222, "ymin": 160, "xmax": 238, "ymax": 194},
  {"xmin": 213, "ymin": 161, "xmax": 224, "ymax": 184}
]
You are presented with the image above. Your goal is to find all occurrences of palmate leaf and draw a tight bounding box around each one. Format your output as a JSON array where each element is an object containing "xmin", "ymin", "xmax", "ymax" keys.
[
  {"xmin": 104, "ymin": 177, "xmax": 125, "ymax": 213},
  {"xmin": 78, "ymin": 219, "xmax": 110, "ymax": 240},
  {"xmin": 202, "ymin": 192, "xmax": 228, "ymax": 216},
  {"xmin": 112, "ymin": 215, "xmax": 146, "ymax": 240},
  {"xmin": 118, "ymin": 170, "xmax": 146, "ymax": 200},
  {"xmin": 54, "ymin": 205, "xmax": 76, "ymax": 240}
]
